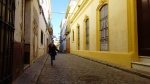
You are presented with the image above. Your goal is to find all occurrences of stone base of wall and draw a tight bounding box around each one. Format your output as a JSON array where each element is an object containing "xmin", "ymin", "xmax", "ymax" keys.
[{"xmin": 13, "ymin": 41, "xmax": 24, "ymax": 82}]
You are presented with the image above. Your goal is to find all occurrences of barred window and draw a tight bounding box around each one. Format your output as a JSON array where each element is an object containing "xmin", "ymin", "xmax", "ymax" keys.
[
  {"xmin": 72, "ymin": 30, "xmax": 74, "ymax": 42},
  {"xmin": 41, "ymin": 30, "xmax": 43, "ymax": 44},
  {"xmin": 100, "ymin": 5, "xmax": 108, "ymax": 51},
  {"xmin": 86, "ymin": 19, "xmax": 89, "ymax": 50},
  {"xmin": 0, "ymin": 0, "xmax": 15, "ymax": 83},
  {"xmin": 1, "ymin": 0, "xmax": 6, "ymax": 20},
  {"xmin": 78, "ymin": 26, "xmax": 80, "ymax": 50}
]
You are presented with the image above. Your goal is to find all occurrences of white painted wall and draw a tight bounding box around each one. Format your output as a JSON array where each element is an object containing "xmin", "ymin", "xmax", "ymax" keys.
[
  {"xmin": 35, "ymin": 0, "xmax": 52, "ymax": 56},
  {"xmin": 60, "ymin": 19, "xmax": 68, "ymax": 52},
  {"xmin": 14, "ymin": 0, "xmax": 24, "ymax": 42},
  {"xmin": 39, "ymin": 0, "xmax": 52, "ymax": 23}
]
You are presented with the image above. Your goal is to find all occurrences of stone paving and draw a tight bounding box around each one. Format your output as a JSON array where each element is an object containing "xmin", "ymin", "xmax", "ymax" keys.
[
  {"xmin": 13, "ymin": 54, "xmax": 150, "ymax": 84},
  {"xmin": 13, "ymin": 54, "xmax": 48, "ymax": 84},
  {"xmin": 14, "ymin": 53, "xmax": 150, "ymax": 84}
]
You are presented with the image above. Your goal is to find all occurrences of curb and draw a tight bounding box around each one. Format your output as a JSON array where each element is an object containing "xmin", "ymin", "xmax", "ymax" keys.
[
  {"xmin": 33, "ymin": 54, "xmax": 49, "ymax": 84},
  {"xmin": 71, "ymin": 54, "xmax": 150, "ymax": 79}
]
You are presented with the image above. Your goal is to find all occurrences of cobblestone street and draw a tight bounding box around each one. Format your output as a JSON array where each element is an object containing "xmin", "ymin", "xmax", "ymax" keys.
[
  {"xmin": 37, "ymin": 54, "xmax": 150, "ymax": 84},
  {"xmin": 14, "ymin": 54, "xmax": 150, "ymax": 84}
]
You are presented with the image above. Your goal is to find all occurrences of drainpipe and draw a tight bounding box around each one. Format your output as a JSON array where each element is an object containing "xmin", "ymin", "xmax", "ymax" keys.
[{"xmin": 21, "ymin": 0, "xmax": 25, "ymax": 43}]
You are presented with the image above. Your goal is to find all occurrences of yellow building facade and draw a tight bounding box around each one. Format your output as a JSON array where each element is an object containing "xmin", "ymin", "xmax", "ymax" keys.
[{"xmin": 68, "ymin": 0, "xmax": 150, "ymax": 68}]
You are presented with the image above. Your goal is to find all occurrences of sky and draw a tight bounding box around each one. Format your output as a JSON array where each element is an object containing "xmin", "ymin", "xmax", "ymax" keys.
[{"xmin": 51, "ymin": 0, "xmax": 70, "ymax": 38}]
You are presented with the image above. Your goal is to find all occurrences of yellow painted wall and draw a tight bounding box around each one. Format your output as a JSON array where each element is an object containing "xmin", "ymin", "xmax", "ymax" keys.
[
  {"xmin": 69, "ymin": 0, "xmax": 139, "ymax": 68},
  {"xmin": 109, "ymin": 0, "xmax": 128, "ymax": 52},
  {"xmin": 71, "ymin": 50, "xmax": 132, "ymax": 67},
  {"xmin": 38, "ymin": 48, "xmax": 45, "ymax": 57},
  {"xmin": 70, "ymin": 0, "xmax": 97, "ymax": 51}
]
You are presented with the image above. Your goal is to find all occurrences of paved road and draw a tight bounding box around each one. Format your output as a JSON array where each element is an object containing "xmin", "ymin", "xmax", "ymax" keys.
[{"xmin": 36, "ymin": 54, "xmax": 150, "ymax": 84}]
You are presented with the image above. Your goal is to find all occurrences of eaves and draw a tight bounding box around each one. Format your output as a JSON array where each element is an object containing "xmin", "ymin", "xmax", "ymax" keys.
[{"xmin": 70, "ymin": 0, "xmax": 94, "ymax": 25}]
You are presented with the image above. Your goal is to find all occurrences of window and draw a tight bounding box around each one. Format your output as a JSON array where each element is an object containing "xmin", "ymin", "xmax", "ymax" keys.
[
  {"xmin": 40, "ymin": 6, "xmax": 42, "ymax": 14},
  {"xmin": 72, "ymin": 30, "xmax": 74, "ymax": 42},
  {"xmin": 86, "ymin": 19, "xmax": 89, "ymax": 50},
  {"xmin": 1, "ymin": 0, "xmax": 6, "ymax": 20},
  {"xmin": 0, "ymin": 0, "xmax": 15, "ymax": 83},
  {"xmin": 41, "ymin": 30, "xmax": 43, "ymax": 44},
  {"xmin": 100, "ymin": 5, "xmax": 108, "ymax": 51},
  {"xmin": 78, "ymin": 26, "xmax": 80, "ymax": 50}
]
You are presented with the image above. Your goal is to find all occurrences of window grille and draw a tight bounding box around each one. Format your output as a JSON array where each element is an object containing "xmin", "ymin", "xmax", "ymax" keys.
[
  {"xmin": 0, "ymin": 0, "xmax": 15, "ymax": 83},
  {"xmin": 100, "ymin": 5, "xmax": 108, "ymax": 51},
  {"xmin": 72, "ymin": 30, "xmax": 74, "ymax": 41},
  {"xmin": 78, "ymin": 26, "xmax": 80, "ymax": 50},
  {"xmin": 86, "ymin": 19, "xmax": 89, "ymax": 50}
]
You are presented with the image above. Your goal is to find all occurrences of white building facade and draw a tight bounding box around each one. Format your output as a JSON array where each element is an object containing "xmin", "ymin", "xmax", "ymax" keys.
[
  {"xmin": 38, "ymin": 0, "xmax": 52, "ymax": 57},
  {"xmin": 60, "ymin": 19, "xmax": 68, "ymax": 53}
]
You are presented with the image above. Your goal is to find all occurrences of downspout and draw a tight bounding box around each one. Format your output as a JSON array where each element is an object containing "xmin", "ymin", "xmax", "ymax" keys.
[{"xmin": 22, "ymin": 0, "xmax": 25, "ymax": 69}]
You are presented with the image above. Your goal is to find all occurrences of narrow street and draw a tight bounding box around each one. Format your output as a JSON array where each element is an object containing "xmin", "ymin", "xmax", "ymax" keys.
[{"xmin": 14, "ymin": 54, "xmax": 150, "ymax": 84}]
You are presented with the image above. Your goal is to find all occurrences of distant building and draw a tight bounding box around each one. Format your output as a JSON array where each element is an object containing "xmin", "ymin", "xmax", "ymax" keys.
[
  {"xmin": 60, "ymin": 19, "xmax": 68, "ymax": 53},
  {"xmin": 53, "ymin": 38, "xmax": 60, "ymax": 50},
  {"xmin": 62, "ymin": 0, "xmax": 78, "ymax": 53}
]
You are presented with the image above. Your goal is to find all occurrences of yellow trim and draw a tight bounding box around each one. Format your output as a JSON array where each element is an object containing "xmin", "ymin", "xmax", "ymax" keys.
[
  {"xmin": 127, "ymin": 0, "xmax": 138, "ymax": 54},
  {"xmin": 65, "ymin": 0, "xmax": 72, "ymax": 18},
  {"xmin": 96, "ymin": 1, "xmax": 108, "ymax": 51},
  {"xmin": 107, "ymin": 1, "xmax": 110, "ymax": 52},
  {"xmin": 70, "ymin": 0, "xmax": 94, "ymax": 26},
  {"xmin": 71, "ymin": 50, "xmax": 133, "ymax": 68},
  {"xmin": 127, "ymin": 0, "xmax": 139, "ymax": 61},
  {"xmin": 65, "ymin": 6, "xmax": 70, "ymax": 18},
  {"xmin": 66, "ymin": 16, "xmax": 71, "ymax": 34},
  {"xmin": 71, "ymin": 0, "xmax": 88, "ymax": 23}
]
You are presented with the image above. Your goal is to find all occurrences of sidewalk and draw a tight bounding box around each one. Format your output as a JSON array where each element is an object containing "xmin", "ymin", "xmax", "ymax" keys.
[{"xmin": 13, "ymin": 54, "xmax": 49, "ymax": 84}]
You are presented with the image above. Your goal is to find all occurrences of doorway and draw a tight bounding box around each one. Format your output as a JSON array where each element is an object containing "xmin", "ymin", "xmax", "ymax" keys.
[
  {"xmin": 137, "ymin": 0, "xmax": 150, "ymax": 56},
  {"xmin": 24, "ymin": 0, "xmax": 30, "ymax": 68}
]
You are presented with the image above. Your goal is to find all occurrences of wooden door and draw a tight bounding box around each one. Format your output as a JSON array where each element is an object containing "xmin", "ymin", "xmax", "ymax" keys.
[{"xmin": 137, "ymin": 0, "xmax": 150, "ymax": 56}]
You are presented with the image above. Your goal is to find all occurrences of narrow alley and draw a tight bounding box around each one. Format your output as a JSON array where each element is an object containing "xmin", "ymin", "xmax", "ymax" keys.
[
  {"xmin": 1, "ymin": 0, "xmax": 150, "ymax": 84},
  {"xmin": 14, "ymin": 53, "xmax": 150, "ymax": 84}
]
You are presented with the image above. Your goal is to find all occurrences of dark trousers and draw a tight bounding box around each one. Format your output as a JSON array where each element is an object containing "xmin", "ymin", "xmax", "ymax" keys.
[
  {"xmin": 49, "ymin": 54, "xmax": 55, "ymax": 66},
  {"xmin": 51, "ymin": 55, "xmax": 55, "ymax": 60}
]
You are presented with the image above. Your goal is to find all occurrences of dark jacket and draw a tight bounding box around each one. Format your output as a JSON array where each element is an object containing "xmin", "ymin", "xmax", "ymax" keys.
[{"xmin": 48, "ymin": 44, "xmax": 59, "ymax": 56}]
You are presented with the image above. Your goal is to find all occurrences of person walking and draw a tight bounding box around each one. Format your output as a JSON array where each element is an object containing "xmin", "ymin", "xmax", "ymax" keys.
[{"xmin": 48, "ymin": 42, "xmax": 59, "ymax": 66}]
